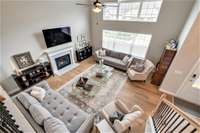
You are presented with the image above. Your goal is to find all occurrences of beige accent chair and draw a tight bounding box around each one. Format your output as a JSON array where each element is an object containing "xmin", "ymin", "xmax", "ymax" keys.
[
  {"xmin": 127, "ymin": 59, "xmax": 155, "ymax": 81},
  {"xmin": 101, "ymin": 98, "xmax": 144, "ymax": 133}
]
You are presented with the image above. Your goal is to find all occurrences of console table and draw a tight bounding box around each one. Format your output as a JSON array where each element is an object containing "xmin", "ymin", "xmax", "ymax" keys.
[
  {"xmin": 76, "ymin": 46, "xmax": 92, "ymax": 62},
  {"xmin": 12, "ymin": 62, "xmax": 53, "ymax": 90}
]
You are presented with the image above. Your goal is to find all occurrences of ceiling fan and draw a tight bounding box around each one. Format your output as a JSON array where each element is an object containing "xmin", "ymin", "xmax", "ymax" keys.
[{"xmin": 76, "ymin": 0, "xmax": 117, "ymax": 13}]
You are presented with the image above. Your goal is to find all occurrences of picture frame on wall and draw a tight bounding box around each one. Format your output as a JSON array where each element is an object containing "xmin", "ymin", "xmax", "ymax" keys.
[{"xmin": 13, "ymin": 52, "xmax": 35, "ymax": 69}]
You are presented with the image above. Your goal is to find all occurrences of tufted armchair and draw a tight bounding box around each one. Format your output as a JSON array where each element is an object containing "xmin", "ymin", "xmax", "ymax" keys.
[
  {"xmin": 127, "ymin": 59, "xmax": 155, "ymax": 81},
  {"xmin": 101, "ymin": 98, "xmax": 144, "ymax": 133}
]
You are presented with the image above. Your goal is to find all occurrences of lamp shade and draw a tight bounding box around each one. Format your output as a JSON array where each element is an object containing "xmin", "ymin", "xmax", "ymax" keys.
[
  {"xmin": 93, "ymin": 7, "xmax": 102, "ymax": 13},
  {"xmin": 192, "ymin": 76, "xmax": 200, "ymax": 89}
]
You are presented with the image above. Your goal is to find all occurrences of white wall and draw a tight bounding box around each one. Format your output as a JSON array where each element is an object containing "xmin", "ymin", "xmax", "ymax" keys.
[
  {"xmin": 178, "ymin": 0, "xmax": 200, "ymax": 49},
  {"xmin": 160, "ymin": 0, "xmax": 200, "ymax": 96},
  {"xmin": 1, "ymin": 1, "xmax": 91, "ymax": 84},
  {"xmin": 91, "ymin": 0, "xmax": 195, "ymax": 64},
  {"xmin": 0, "ymin": 0, "xmax": 2, "ymax": 83}
]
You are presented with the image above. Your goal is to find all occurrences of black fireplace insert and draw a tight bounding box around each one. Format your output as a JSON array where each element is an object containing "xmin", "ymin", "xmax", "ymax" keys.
[{"xmin": 55, "ymin": 54, "xmax": 71, "ymax": 70}]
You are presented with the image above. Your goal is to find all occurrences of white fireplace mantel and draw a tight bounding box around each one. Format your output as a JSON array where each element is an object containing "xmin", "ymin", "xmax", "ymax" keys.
[{"xmin": 45, "ymin": 43, "xmax": 79, "ymax": 76}]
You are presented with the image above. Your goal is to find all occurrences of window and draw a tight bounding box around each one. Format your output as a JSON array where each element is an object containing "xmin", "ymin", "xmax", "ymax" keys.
[
  {"xmin": 119, "ymin": 2, "xmax": 140, "ymax": 21},
  {"xmin": 103, "ymin": 30, "xmax": 152, "ymax": 59},
  {"xmin": 140, "ymin": 1, "xmax": 163, "ymax": 22},
  {"xmin": 103, "ymin": 0, "xmax": 162, "ymax": 22},
  {"xmin": 103, "ymin": 3, "xmax": 118, "ymax": 20}
]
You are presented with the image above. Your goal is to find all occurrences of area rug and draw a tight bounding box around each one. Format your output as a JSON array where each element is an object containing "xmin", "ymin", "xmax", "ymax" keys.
[{"xmin": 58, "ymin": 64, "xmax": 127, "ymax": 114}]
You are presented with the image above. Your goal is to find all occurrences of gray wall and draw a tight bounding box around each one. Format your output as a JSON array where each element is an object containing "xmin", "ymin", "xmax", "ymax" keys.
[
  {"xmin": 91, "ymin": 0, "xmax": 195, "ymax": 64},
  {"xmin": 1, "ymin": 1, "xmax": 91, "ymax": 85}
]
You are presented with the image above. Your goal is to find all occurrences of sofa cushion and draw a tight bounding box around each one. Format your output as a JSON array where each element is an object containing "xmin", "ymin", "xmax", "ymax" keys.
[
  {"xmin": 17, "ymin": 92, "xmax": 40, "ymax": 109},
  {"xmin": 103, "ymin": 56, "xmax": 125, "ymax": 65},
  {"xmin": 44, "ymin": 117, "xmax": 70, "ymax": 133},
  {"xmin": 104, "ymin": 49, "xmax": 112, "ymax": 56},
  {"xmin": 41, "ymin": 89, "xmax": 88, "ymax": 133},
  {"xmin": 103, "ymin": 56, "xmax": 127, "ymax": 71},
  {"xmin": 29, "ymin": 104, "xmax": 52, "ymax": 125},
  {"xmin": 110, "ymin": 51, "xmax": 120, "ymax": 59},
  {"xmin": 119, "ymin": 53, "xmax": 128, "ymax": 60}
]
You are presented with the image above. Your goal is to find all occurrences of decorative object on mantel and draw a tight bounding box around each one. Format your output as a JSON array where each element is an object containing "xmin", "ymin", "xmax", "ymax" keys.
[
  {"xmin": 13, "ymin": 52, "xmax": 35, "ymax": 69},
  {"xmin": 75, "ymin": 33, "xmax": 90, "ymax": 50}
]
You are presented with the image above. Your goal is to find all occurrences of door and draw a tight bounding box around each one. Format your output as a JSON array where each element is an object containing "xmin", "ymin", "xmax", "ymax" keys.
[{"xmin": 176, "ymin": 58, "xmax": 200, "ymax": 105}]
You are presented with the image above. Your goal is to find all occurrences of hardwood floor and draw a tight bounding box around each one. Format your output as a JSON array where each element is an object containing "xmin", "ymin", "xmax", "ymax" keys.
[
  {"xmin": 47, "ymin": 56, "xmax": 161, "ymax": 133},
  {"xmin": 47, "ymin": 56, "xmax": 96, "ymax": 89}
]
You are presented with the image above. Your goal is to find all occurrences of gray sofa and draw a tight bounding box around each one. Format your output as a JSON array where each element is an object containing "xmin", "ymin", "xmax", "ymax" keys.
[
  {"xmin": 12, "ymin": 81, "xmax": 94, "ymax": 133},
  {"xmin": 95, "ymin": 49, "xmax": 132, "ymax": 71}
]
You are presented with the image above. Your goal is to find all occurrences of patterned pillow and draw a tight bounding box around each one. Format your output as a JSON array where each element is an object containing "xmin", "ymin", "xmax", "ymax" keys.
[
  {"xmin": 122, "ymin": 56, "xmax": 130, "ymax": 64},
  {"xmin": 132, "ymin": 63, "xmax": 145, "ymax": 72}
]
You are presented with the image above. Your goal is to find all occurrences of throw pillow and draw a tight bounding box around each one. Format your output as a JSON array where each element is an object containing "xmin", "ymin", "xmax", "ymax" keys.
[
  {"xmin": 122, "ymin": 56, "xmax": 130, "ymax": 64},
  {"xmin": 99, "ymin": 49, "xmax": 106, "ymax": 56},
  {"xmin": 29, "ymin": 104, "xmax": 52, "ymax": 125},
  {"xmin": 44, "ymin": 117, "xmax": 70, "ymax": 133},
  {"xmin": 123, "ymin": 111, "xmax": 143, "ymax": 122},
  {"xmin": 31, "ymin": 86, "xmax": 46, "ymax": 101},
  {"xmin": 132, "ymin": 63, "xmax": 145, "ymax": 72},
  {"xmin": 109, "ymin": 111, "xmax": 124, "ymax": 124},
  {"xmin": 17, "ymin": 92, "xmax": 40, "ymax": 109},
  {"xmin": 127, "ymin": 57, "xmax": 134, "ymax": 68}
]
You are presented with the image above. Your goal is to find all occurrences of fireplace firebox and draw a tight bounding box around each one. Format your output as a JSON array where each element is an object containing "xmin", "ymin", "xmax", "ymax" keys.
[{"xmin": 55, "ymin": 54, "xmax": 71, "ymax": 70}]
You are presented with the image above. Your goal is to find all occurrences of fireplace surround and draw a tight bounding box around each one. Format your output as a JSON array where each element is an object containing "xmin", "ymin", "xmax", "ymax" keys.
[{"xmin": 46, "ymin": 46, "xmax": 78, "ymax": 76}]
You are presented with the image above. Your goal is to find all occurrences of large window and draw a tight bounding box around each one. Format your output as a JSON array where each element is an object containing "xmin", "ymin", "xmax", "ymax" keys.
[
  {"xmin": 103, "ymin": 0, "xmax": 162, "ymax": 22},
  {"xmin": 103, "ymin": 30, "xmax": 152, "ymax": 59}
]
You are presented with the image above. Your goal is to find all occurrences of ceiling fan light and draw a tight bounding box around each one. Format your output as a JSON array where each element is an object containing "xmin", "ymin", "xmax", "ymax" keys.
[{"xmin": 93, "ymin": 7, "xmax": 102, "ymax": 13}]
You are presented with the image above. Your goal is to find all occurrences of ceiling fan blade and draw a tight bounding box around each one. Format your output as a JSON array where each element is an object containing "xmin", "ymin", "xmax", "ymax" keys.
[
  {"xmin": 102, "ymin": 4, "xmax": 118, "ymax": 7},
  {"xmin": 76, "ymin": 3, "xmax": 90, "ymax": 6}
]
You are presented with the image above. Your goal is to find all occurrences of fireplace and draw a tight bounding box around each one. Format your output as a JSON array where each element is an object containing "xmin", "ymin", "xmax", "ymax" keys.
[
  {"xmin": 46, "ymin": 46, "xmax": 79, "ymax": 76},
  {"xmin": 55, "ymin": 54, "xmax": 71, "ymax": 70}
]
